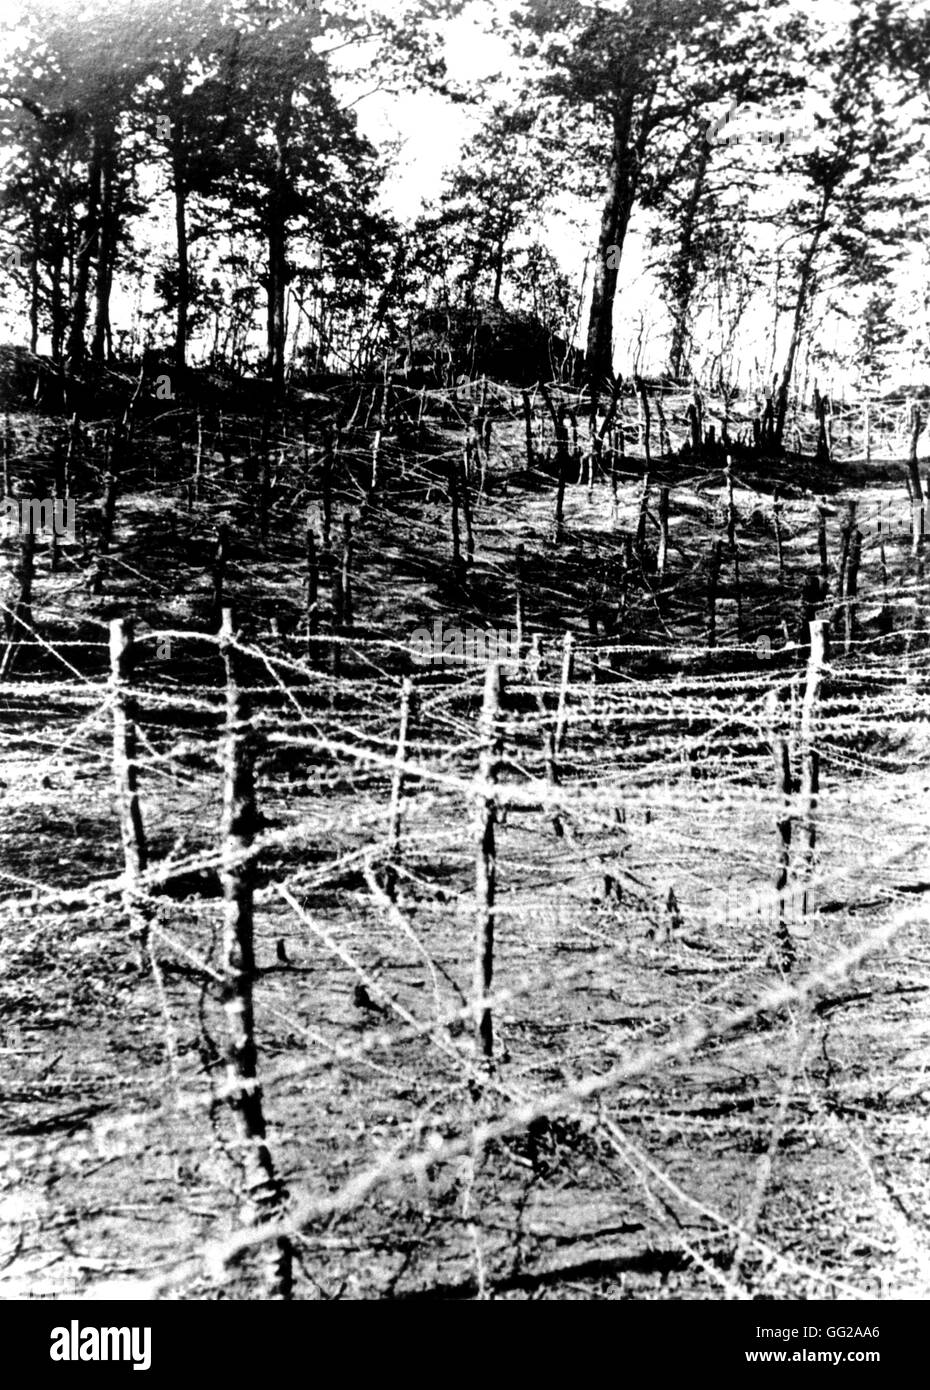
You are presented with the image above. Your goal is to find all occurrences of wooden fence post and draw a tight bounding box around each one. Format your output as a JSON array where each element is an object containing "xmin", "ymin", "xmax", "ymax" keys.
[
  {"xmin": 387, "ymin": 676, "xmax": 413, "ymax": 861},
  {"xmin": 913, "ymin": 484, "xmax": 926, "ymax": 559},
  {"xmin": 50, "ymin": 437, "xmax": 67, "ymax": 574},
  {"xmin": 817, "ymin": 505, "xmax": 828, "ymax": 588},
  {"xmin": 586, "ymin": 577, "xmax": 601, "ymax": 684},
  {"xmin": 773, "ymin": 486, "xmax": 784, "ymax": 585},
  {"xmin": 636, "ymin": 376, "xmax": 649, "ymax": 456},
  {"xmin": 109, "ymin": 618, "xmax": 149, "ymax": 964},
  {"xmin": 773, "ymin": 732, "xmax": 795, "ymax": 970},
  {"xmin": 654, "ymin": 392, "xmax": 670, "ymax": 457},
  {"xmin": 218, "ymin": 608, "xmax": 292, "ymax": 1298},
  {"xmin": 459, "ymin": 448, "xmax": 475, "ymax": 565},
  {"xmin": 798, "ymin": 619, "xmax": 828, "ymax": 918},
  {"xmin": 706, "ymin": 540, "xmax": 722, "ymax": 649},
  {"xmin": 657, "ymin": 486, "xmax": 670, "ymax": 577},
  {"xmin": 554, "ymin": 630, "xmax": 573, "ymax": 754},
  {"xmin": 100, "ymin": 440, "xmax": 120, "ymax": 555},
  {"xmin": 1, "ymin": 503, "xmax": 36, "ymax": 677},
  {"xmin": 211, "ymin": 522, "xmax": 229, "ymax": 632},
  {"xmin": 321, "ymin": 427, "xmax": 334, "ymax": 553},
  {"xmin": 174, "ymin": 414, "xmax": 188, "ymax": 495},
  {"xmin": 833, "ymin": 501, "xmax": 855, "ymax": 626},
  {"xmin": 767, "ymin": 693, "xmax": 795, "ymax": 971},
  {"xmin": 690, "ymin": 388, "xmax": 703, "ymax": 455},
  {"xmin": 907, "ymin": 401, "xmax": 923, "ymax": 508},
  {"xmin": 474, "ymin": 661, "xmax": 502, "ymax": 1063},
  {"xmin": 18, "ymin": 514, "xmax": 34, "ymax": 649},
  {"xmin": 521, "ymin": 389, "xmax": 535, "ymax": 470},
  {"xmin": 330, "ymin": 513, "xmax": 353, "ymax": 678},
  {"xmin": 725, "ymin": 455, "xmax": 736, "ymax": 549},
  {"xmin": 258, "ymin": 439, "xmax": 271, "ymax": 545},
  {"xmin": 449, "ymin": 451, "xmax": 464, "ymax": 582},
  {"xmin": 514, "ymin": 543, "xmax": 525, "ymax": 658},
  {"xmin": 634, "ymin": 376, "xmax": 651, "ymax": 557},
  {"xmin": 481, "ymin": 400, "xmax": 493, "ymax": 487},
  {"xmin": 554, "ymin": 407, "xmax": 569, "ymax": 540},
  {"xmin": 63, "ymin": 411, "xmax": 80, "ymax": 499},
  {"xmin": 193, "ymin": 409, "xmax": 204, "ymax": 504},
  {"xmin": 567, "ymin": 405, "xmax": 580, "ymax": 488},
  {"xmin": 1, "ymin": 414, "xmax": 10, "ymax": 497},
  {"xmin": 539, "ymin": 385, "xmax": 570, "ymax": 541},
  {"xmin": 588, "ymin": 382, "xmax": 600, "ymax": 491},
  {"xmin": 369, "ymin": 424, "xmax": 382, "ymax": 501},
  {"xmin": 305, "ymin": 525, "xmax": 319, "ymax": 650},
  {"xmin": 609, "ymin": 442, "xmax": 619, "ymax": 527},
  {"xmin": 813, "ymin": 385, "xmax": 831, "ymax": 464},
  {"xmin": 337, "ymin": 512, "xmax": 353, "ymax": 630},
  {"xmin": 533, "ymin": 637, "xmax": 564, "ymax": 840},
  {"xmin": 845, "ymin": 527, "xmax": 861, "ymax": 655},
  {"xmin": 879, "ymin": 539, "xmax": 891, "ymax": 633}
]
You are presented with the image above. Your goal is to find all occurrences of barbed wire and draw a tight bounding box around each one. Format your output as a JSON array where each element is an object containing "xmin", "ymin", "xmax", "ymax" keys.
[{"xmin": 3, "ymin": 388, "xmax": 930, "ymax": 1300}]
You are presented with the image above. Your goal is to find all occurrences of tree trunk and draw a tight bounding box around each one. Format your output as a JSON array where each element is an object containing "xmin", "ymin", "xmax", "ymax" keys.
[
  {"xmin": 492, "ymin": 234, "xmax": 505, "ymax": 306},
  {"xmin": 28, "ymin": 208, "xmax": 40, "ymax": 353},
  {"xmin": 774, "ymin": 191, "xmax": 830, "ymax": 446},
  {"xmin": 667, "ymin": 142, "xmax": 709, "ymax": 381},
  {"xmin": 907, "ymin": 402, "xmax": 923, "ymax": 503},
  {"xmin": 108, "ymin": 618, "xmax": 150, "ymax": 963},
  {"xmin": 49, "ymin": 234, "xmax": 65, "ymax": 365},
  {"xmin": 91, "ymin": 138, "xmax": 117, "ymax": 363},
  {"xmin": 268, "ymin": 218, "xmax": 287, "ymax": 392},
  {"xmin": 66, "ymin": 204, "xmax": 75, "ymax": 302},
  {"xmin": 66, "ymin": 134, "xmax": 103, "ymax": 368},
  {"xmin": 218, "ymin": 609, "xmax": 293, "ymax": 1298},
  {"xmin": 171, "ymin": 117, "xmax": 190, "ymax": 373},
  {"xmin": 267, "ymin": 99, "xmax": 293, "ymax": 394},
  {"xmin": 585, "ymin": 91, "xmax": 637, "ymax": 384}
]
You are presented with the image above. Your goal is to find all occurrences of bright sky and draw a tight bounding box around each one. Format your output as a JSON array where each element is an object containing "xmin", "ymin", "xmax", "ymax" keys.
[
  {"xmin": 340, "ymin": 4, "xmax": 511, "ymax": 218},
  {"xmin": 352, "ymin": 0, "xmax": 928, "ymax": 390},
  {"xmin": 340, "ymin": 0, "xmax": 890, "ymax": 389}
]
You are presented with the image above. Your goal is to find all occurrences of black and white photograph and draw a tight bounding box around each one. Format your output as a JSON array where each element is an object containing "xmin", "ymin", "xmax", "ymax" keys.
[{"xmin": 0, "ymin": 0, "xmax": 928, "ymax": 1332}]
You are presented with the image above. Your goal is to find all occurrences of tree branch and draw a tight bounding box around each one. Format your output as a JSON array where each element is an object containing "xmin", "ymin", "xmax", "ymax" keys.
[{"xmin": 0, "ymin": 91, "xmax": 48, "ymax": 123}]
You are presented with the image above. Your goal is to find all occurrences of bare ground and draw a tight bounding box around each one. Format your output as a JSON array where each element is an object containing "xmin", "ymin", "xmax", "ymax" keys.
[{"xmin": 1, "ymin": 401, "xmax": 929, "ymax": 1300}]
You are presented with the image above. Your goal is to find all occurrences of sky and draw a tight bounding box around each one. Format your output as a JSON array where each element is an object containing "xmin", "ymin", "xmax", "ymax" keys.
[
  {"xmin": 337, "ymin": 2, "xmax": 659, "ymax": 371},
  {"xmin": 346, "ymin": 4, "xmax": 513, "ymax": 219},
  {"xmin": 335, "ymin": 0, "xmax": 915, "ymax": 392}
]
